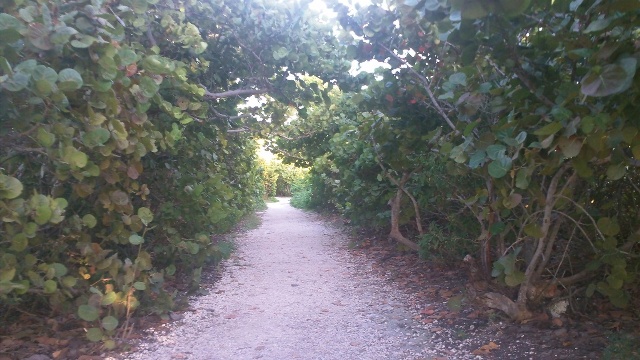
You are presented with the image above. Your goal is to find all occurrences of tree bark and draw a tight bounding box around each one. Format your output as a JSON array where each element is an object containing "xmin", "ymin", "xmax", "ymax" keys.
[
  {"xmin": 482, "ymin": 292, "xmax": 532, "ymax": 322},
  {"xmin": 389, "ymin": 186, "xmax": 419, "ymax": 251},
  {"xmin": 515, "ymin": 165, "xmax": 570, "ymax": 313}
]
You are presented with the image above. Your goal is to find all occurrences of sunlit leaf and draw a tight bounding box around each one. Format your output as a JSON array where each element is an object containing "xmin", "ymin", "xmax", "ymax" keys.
[{"xmin": 0, "ymin": 174, "xmax": 23, "ymax": 199}]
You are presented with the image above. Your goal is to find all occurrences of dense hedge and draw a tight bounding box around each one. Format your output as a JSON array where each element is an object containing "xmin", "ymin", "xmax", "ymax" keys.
[
  {"xmin": 278, "ymin": 0, "xmax": 640, "ymax": 320},
  {"xmin": 0, "ymin": 0, "xmax": 349, "ymax": 346}
]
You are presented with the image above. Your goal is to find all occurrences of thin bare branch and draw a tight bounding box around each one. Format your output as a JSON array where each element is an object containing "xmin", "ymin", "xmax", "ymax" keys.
[{"xmin": 378, "ymin": 44, "xmax": 459, "ymax": 134}]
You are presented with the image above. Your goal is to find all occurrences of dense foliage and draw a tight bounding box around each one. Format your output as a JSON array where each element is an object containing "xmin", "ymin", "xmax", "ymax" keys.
[
  {"xmin": 277, "ymin": 0, "xmax": 640, "ymax": 319},
  {"xmin": 1, "ymin": 0, "xmax": 638, "ymax": 345},
  {"xmin": 0, "ymin": 0, "xmax": 348, "ymax": 346}
]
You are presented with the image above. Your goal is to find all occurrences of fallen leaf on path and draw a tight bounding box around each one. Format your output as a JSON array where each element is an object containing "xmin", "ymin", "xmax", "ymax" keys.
[
  {"xmin": 420, "ymin": 308, "xmax": 435, "ymax": 315},
  {"xmin": 472, "ymin": 341, "xmax": 500, "ymax": 355},
  {"xmin": 551, "ymin": 317, "xmax": 563, "ymax": 327}
]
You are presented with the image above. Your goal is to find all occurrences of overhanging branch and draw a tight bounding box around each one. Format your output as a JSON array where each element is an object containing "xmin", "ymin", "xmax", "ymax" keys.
[{"xmin": 203, "ymin": 88, "xmax": 269, "ymax": 99}]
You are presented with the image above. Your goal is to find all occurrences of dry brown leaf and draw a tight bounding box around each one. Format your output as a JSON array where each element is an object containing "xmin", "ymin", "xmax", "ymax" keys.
[{"xmin": 472, "ymin": 341, "xmax": 500, "ymax": 355}]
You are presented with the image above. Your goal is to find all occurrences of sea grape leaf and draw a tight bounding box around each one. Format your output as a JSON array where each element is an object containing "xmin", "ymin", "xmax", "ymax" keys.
[
  {"xmin": 137, "ymin": 207, "xmax": 153, "ymax": 226},
  {"xmin": 101, "ymin": 316, "xmax": 118, "ymax": 331},
  {"xmin": 0, "ymin": 174, "xmax": 23, "ymax": 199},
  {"xmin": 129, "ymin": 234, "xmax": 144, "ymax": 245},
  {"xmin": 558, "ymin": 137, "xmax": 583, "ymax": 158},
  {"xmin": 58, "ymin": 68, "xmax": 83, "ymax": 91},
  {"xmin": 37, "ymin": 128, "xmax": 56, "ymax": 147},
  {"xmin": 82, "ymin": 128, "xmax": 110, "ymax": 148},
  {"xmin": 85, "ymin": 328, "xmax": 103, "ymax": 342},
  {"xmin": 78, "ymin": 304, "xmax": 100, "ymax": 322},
  {"xmin": 487, "ymin": 156, "xmax": 511, "ymax": 178},
  {"xmin": 581, "ymin": 58, "xmax": 637, "ymax": 97}
]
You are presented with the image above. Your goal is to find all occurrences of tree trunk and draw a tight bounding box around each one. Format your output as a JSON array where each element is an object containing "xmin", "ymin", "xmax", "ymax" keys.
[
  {"xmin": 389, "ymin": 187, "xmax": 419, "ymax": 251},
  {"xmin": 482, "ymin": 292, "xmax": 532, "ymax": 322},
  {"xmin": 515, "ymin": 166, "xmax": 571, "ymax": 313},
  {"xmin": 401, "ymin": 185, "xmax": 424, "ymax": 236},
  {"xmin": 479, "ymin": 177, "xmax": 494, "ymax": 278}
]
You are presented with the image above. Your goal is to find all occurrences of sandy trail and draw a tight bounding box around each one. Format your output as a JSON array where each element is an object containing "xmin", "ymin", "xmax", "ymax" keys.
[{"xmin": 123, "ymin": 198, "xmax": 434, "ymax": 360}]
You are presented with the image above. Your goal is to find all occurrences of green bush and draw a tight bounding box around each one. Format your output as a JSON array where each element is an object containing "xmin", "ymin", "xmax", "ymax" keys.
[
  {"xmin": 290, "ymin": 175, "xmax": 313, "ymax": 209},
  {"xmin": 418, "ymin": 223, "xmax": 476, "ymax": 261}
]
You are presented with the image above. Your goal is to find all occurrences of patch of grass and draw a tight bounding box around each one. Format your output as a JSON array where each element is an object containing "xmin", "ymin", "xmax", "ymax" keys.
[
  {"xmin": 602, "ymin": 332, "xmax": 639, "ymax": 359},
  {"xmin": 265, "ymin": 197, "xmax": 279, "ymax": 203}
]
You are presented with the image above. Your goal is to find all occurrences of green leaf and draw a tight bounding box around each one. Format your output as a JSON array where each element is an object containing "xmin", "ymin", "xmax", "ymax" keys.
[
  {"xmin": 450, "ymin": 0, "xmax": 491, "ymax": 19},
  {"xmin": 142, "ymin": 55, "xmax": 175, "ymax": 74},
  {"xmin": 606, "ymin": 163, "xmax": 626, "ymax": 180},
  {"xmin": 272, "ymin": 46, "xmax": 289, "ymax": 60},
  {"xmin": 82, "ymin": 128, "xmax": 111, "ymax": 148},
  {"xmin": 490, "ymin": 221, "xmax": 506, "ymax": 236},
  {"xmin": 51, "ymin": 26, "xmax": 78, "ymax": 45},
  {"xmin": 524, "ymin": 223, "xmax": 544, "ymax": 238},
  {"xmin": 0, "ymin": 267, "xmax": 16, "ymax": 282},
  {"xmin": 0, "ymin": 14, "xmax": 24, "ymax": 31},
  {"xmin": 498, "ymin": 0, "xmax": 531, "ymax": 16},
  {"xmin": 468, "ymin": 150, "xmax": 486, "ymax": 169},
  {"xmin": 78, "ymin": 304, "xmax": 100, "ymax": 322},
  {"xmin": 133, "ymin": 281, "xmax": 146, "ymax": 290},
  {"xmin": 101, "ymin": 291, "xmax": 117, "ymax": 306},
  {"xmin": 2, "ymin": 73, "xmax": 29, "ymax": 92},
  {"xmin": 139, "ymin": 76, "xmax": 159, "ymax": 97},
  {"xmin": 118, "ymin": 49, "xmax": 138, "ymax": 66},
  {"xmin": 449, "ymin": 72, "xmax": 467, "ymax": 86},
  {"xmin": 129, "ymin": 234, "xmax": 144, "ymax": 245},
  {"xmin": 62, "ymin": 276, "xmax": 77, "ymax": 288},
  {"xmin": 0, "ymin": 174, "xmax": 23, "ymax": 199},
  {"xmin": 82, "ymin": 214, "xmax": 97, "ymax": 228},
  {"xmin": 487, "ymin": 157, "xmax": 511, "ymax": 178},
  {"xmin": 36, "ymin": 128, "xmax": 56, "ymax": 147},
  {"xmin": 581, "ymin": 58, "xmax": 637, "ymax": 97},
  {"xmin": 70, "ymin": 34, "xmax": 97, "ymax": 48},
  {"xmin": 505, "ymin": 271, "xmax": 525, "ymax": 286},
  {"xmin": 486, "ymin": 144, "xmax": 506, "ymax": 160},
  {"xmin": 32, "ymin": 195, "xmax": 52, "ymax": 225},
  {"xmin": 101, "ymin": 316, "xmax": 119, "ymax": 331},
  {"xmin": 165, "ymin": 264, "xmax": 176, "ymax": 276},
  {"xmin": 558, "ymin": 137, "xmax": 583, "ymax": 158},
  {"xmin": 515, "ymin": 168, "xmax": 530, "ymax": 189},
  {"xmin": 534, "ymin": 122, "xmax": 563, "ymax": 136},
  {"xmin": 632, "ymin": 145, "xmax": 640, "ymax": 160},
  {"xmin": 43, "ymin": 279, "xmax": 57, "ymax": 294},
  {"xmin": 85, "ymin": 328, "xmax": 103, "ymax": 342},
  {"xmin": 57, "ymin": 68, "xmax": 83, "ymax": 91},
  {"xmin": 583, "ymin": 17, "xmax": 612, "ymax": 33},
  {"xmin": 597, "ymin": 217, "xmax": 620, "ymax": 236},
  {"xmin": 63, "ymin": 146, "xmax": 88, "ymax": 168},
  {"xmin": 503, "ymin": 193, "xmax": 522, "ymax": 209},
  {"xmin": 137, "ymin": 207, "xmax": 153, "ymax": 226},
  {"xmin": 51, "ymin": 263, "xmax": 67, "ymax": 278}
]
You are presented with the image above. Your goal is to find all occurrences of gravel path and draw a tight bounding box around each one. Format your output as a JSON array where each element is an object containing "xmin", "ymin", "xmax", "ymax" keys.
[{"xmin": 121, "ymin": 198, "xmax": 441, "ymax": 360}]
